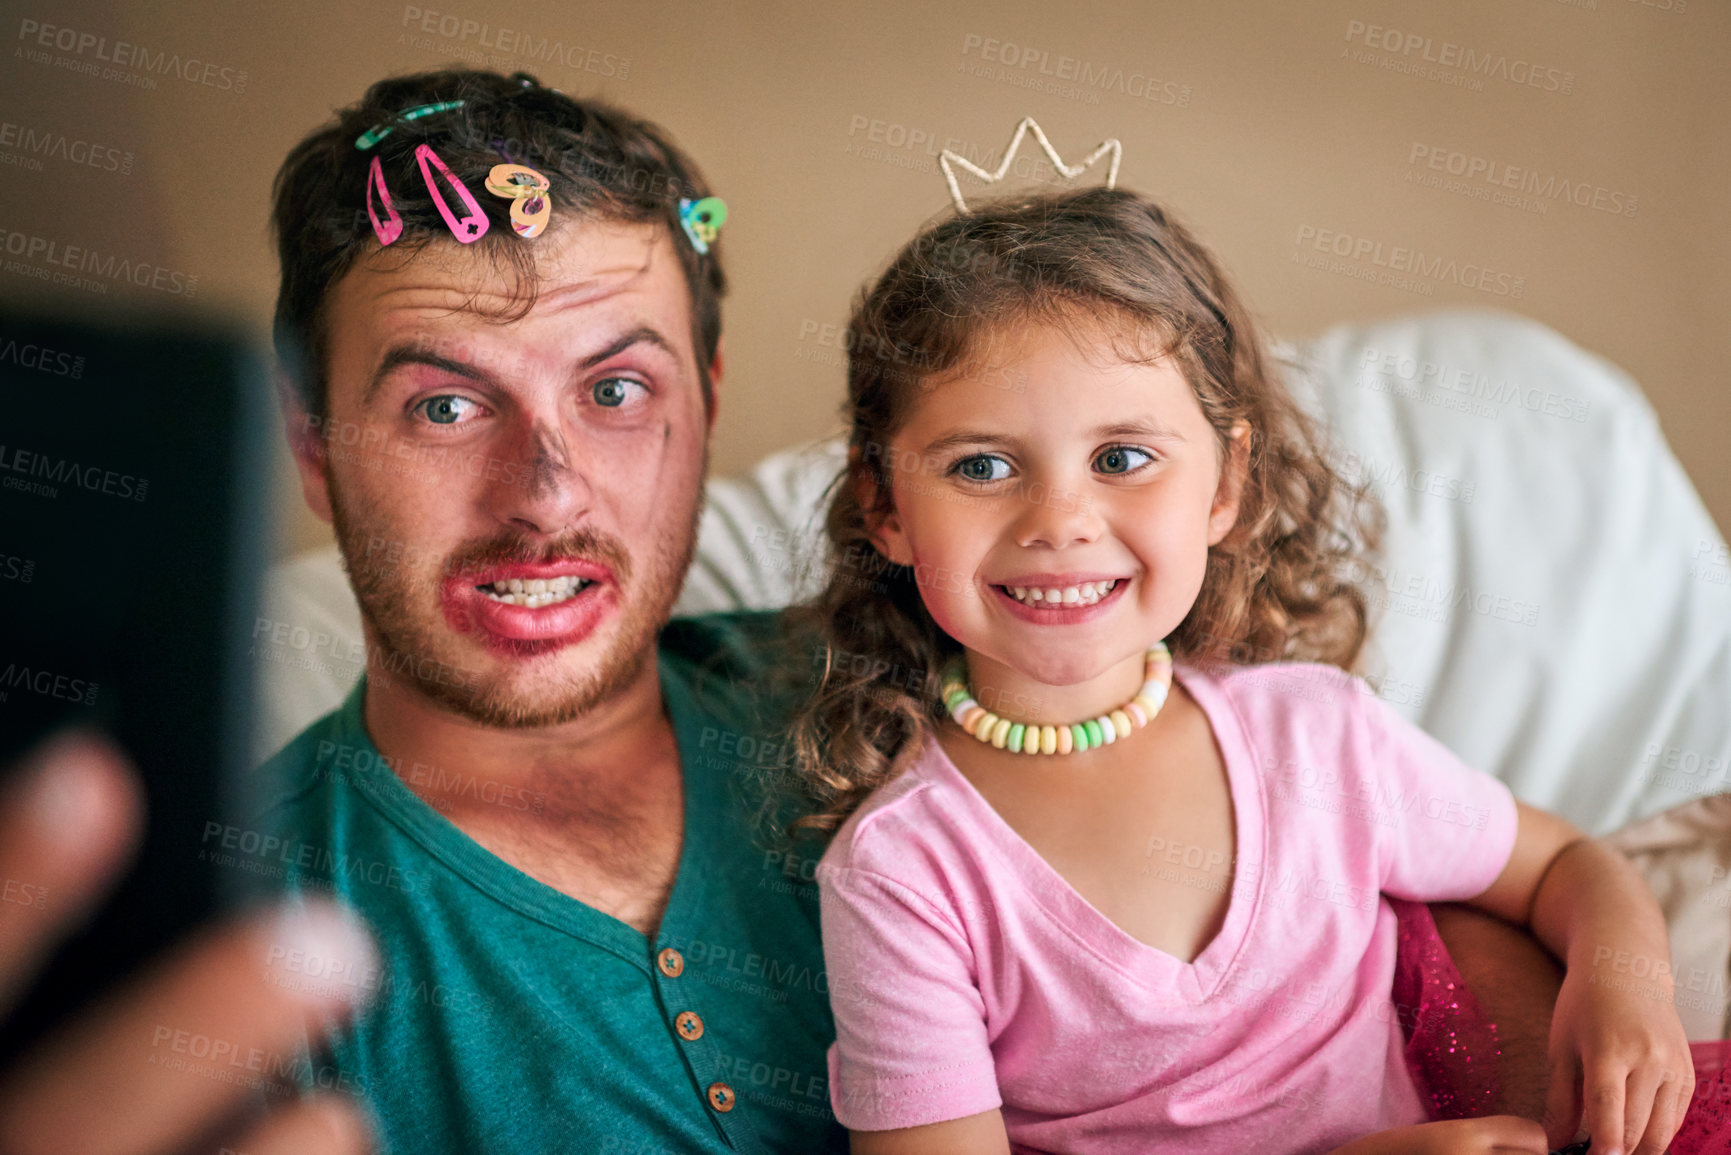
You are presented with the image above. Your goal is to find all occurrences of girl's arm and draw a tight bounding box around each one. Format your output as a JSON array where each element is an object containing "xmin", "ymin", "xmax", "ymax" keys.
[
  {"xmin": 849, "ymin": 1109, "xmax": 1010, "ymax": 1155},
  {"xmin": 1465, "ymin": 800, "xmax": 1694, "ymax": 1155}
]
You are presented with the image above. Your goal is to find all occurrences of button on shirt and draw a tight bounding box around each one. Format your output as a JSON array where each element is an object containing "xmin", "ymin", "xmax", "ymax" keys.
[{"xmin": 254, "ymin": 612, "xmax": 846, "ymax": 1155}]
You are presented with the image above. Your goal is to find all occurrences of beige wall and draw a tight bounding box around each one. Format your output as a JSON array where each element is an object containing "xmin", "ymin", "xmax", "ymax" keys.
[{"xmin": 4, "ymin": 0, "xmax": 1726, "ymax": 554}]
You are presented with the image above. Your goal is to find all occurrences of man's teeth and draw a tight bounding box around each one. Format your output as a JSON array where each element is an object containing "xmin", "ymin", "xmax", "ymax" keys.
[
  {"xmin": 479, "ymin": 575, "xmax": 593, "ymax": 608},
  {"xmin": 1006, "ymin": 580, "xmax": 1118, "ymax": 607}
]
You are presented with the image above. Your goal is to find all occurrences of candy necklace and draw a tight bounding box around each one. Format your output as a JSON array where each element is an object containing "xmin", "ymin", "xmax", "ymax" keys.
[{"xmin": 939, "ymin": 642, "xmax": 1172, "ymax": 755}]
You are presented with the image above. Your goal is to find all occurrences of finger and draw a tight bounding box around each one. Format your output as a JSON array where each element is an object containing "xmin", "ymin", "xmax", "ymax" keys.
[
  {"xmin": 0, "ymin": 731, "xmax": 142, "ymax": 1004},
  {"xmin": 1544, "ymin": 1053, "xmax": 1584, "ymax": 1149},
  {"xmin": 1632, "ymin": 1077, "xmax": 1687, "ymax": 1155},
  {"xmin": 0, "ymin": 901, "xmax": 375, "ymax": 1155},
  {"xmin": 222, "ymin": 1094, "xmax": 372, "ymax": 1155},
  {"xmin": 1583, "ymin": 1067, "xmax": 1627, "ymax": 1155},
  {"xmin": 1619, "ymin": 1063, "xmax": 1664, "ymax": 1155}
]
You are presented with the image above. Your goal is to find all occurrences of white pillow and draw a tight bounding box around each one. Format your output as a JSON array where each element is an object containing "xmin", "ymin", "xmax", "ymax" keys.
[{"xmin": 253, "ymin": 310, "xmax": 1731, "ymax": 835}]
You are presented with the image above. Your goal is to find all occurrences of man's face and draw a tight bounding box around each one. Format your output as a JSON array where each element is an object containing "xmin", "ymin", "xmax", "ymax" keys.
[{"xmin": 290, "ymin": 220, "xmax": 716, "ymax": 727}]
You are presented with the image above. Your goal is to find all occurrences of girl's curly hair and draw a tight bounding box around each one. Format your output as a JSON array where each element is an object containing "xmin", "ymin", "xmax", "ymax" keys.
[{"xmin": 786, "ymin": 186, "xmax": 1382, "ymax": 835}]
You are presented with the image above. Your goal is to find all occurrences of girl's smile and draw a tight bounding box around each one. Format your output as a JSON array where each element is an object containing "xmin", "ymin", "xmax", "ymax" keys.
[{"xmin": 989, "ymin": 573, "xmax": 1130, "ymax": 623}]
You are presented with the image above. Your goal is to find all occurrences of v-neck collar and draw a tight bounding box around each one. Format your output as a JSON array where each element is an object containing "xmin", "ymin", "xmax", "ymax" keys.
[
  {"xmin": 921, "ymin": 660, "xmax": 1266, "ymax": 1002},
  {"xmin": 325, "ymin": 659, "xmax": 719, "ymax": 971}
]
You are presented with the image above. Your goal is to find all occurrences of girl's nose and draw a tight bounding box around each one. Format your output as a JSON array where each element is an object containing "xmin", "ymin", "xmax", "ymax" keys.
[{"xmin": 1012, "ymin": 481, "xmax": 1105, "ymax": 550}]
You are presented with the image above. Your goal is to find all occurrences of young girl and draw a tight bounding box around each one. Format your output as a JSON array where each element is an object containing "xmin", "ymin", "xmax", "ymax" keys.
[{"xmin": 790, "ymin": 188, "xmax": 1731, "ymax": 1155}]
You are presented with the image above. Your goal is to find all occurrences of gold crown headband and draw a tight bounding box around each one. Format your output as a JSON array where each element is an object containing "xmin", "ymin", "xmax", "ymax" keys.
[{"xmin": 938, "ymin": 116, "xmax": 1122, "ymax": 213}]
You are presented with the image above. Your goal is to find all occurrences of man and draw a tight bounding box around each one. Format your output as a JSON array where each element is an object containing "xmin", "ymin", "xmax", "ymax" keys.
[
  {"xmin": 0, "ymin": 66, "xmax": 1570, "ymax": 1155},
  {"xmin": 256, "ymin": 68, "xmax": 845, "ymax": 1155}
]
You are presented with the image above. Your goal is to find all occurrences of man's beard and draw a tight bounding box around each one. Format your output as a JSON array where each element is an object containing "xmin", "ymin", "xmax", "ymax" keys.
[{"xmin": 327, "ymin": 483, "xmax": 702, "ymax": 729}]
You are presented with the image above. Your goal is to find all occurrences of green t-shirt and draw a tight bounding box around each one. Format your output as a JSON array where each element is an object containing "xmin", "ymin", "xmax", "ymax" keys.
[{"xmin": 253, "ymin": 611, "xmax": 846, "ymax": 1154}]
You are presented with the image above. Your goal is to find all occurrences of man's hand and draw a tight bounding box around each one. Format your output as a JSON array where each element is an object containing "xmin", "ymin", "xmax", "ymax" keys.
[{"xmin": 0, "ymin": 731, "xmax": 376, "ymax": 1154}]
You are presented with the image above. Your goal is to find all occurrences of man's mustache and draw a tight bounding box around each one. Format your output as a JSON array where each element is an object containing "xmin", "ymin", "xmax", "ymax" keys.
[{"xmin": 438, "ymin": 528, "xmax": 632, "ymax": 583}]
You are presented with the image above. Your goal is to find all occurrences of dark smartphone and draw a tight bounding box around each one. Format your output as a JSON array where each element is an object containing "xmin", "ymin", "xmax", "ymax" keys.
[{"xmin": 0, "ymin": 307, "xmax": 273, "ymax": 1062}]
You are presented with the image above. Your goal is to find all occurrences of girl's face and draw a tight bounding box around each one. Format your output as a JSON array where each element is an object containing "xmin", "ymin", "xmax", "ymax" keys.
[{"xmin": 867, "ymin": 319, "xmax": 1247, "ymax": 701}]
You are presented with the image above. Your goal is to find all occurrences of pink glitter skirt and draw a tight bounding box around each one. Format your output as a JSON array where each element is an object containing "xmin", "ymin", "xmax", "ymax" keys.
[{"xmin": 1390, "ymin": 898, "xmax": 1731, "ymax": 1153}]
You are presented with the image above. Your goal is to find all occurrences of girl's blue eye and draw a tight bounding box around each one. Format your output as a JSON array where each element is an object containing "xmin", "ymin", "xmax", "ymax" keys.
[
  {"xmin": 592, "ymin": 377, "xmax": 642, "ymax": 408},
  {"xmin": 1095, "ymin": 446, "xmax": 1153, "ymax": 475},
  {"xmin": 418, "ymin": 395, "xmax": 480, "ymax": 425},
  {"xmin": 953, "ymin": 454, "xmax": 1011, "ymax": 483}
]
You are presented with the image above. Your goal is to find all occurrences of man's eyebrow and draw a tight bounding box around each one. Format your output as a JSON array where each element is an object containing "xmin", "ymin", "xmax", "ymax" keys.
[
  {"xmin": 360, "ymin": 327, "xmax": 679, "ymax": 406},
  {"xmin": 580, "ymin": 325, "xmax": 678, "ymax": 369},
  {"xmin": 363, "ymin": 346, "xmax": 487, "ymax": 406}
]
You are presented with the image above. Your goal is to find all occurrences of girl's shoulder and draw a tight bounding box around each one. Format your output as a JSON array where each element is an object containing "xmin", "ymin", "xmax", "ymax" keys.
[
  {"xmin": 1177, "ymin": 657, "xmax": 1399, "ymax": 760},
  {"xmin": 816, "ymin": 734, "xmax": 984, "ymax": 880},
  {"xmin": 1180, "ymin": 657, "xmax": 1375, "ymax": 715}
]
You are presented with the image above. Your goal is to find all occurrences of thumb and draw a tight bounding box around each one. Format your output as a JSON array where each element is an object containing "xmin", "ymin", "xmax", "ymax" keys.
[{"xmin": 1542, "ymin": 1052, "xmax": 1583, "ymax": 1150}]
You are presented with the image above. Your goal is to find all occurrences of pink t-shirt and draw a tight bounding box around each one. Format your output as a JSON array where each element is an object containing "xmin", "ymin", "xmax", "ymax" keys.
[{"xmin": 817, "ymin": 660, "xmax": 1519, "ymax": 1155}]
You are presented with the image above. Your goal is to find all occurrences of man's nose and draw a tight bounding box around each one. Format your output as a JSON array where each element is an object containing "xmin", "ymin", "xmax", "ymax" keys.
[{"xmin": 488, "ymin": 417, "xmax": 594, "ymax": 536}]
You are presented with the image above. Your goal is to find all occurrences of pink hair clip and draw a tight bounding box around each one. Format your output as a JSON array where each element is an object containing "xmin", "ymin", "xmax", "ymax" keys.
[
  {"xmin": 366, "ymin": 155, "xmax": 404, "ymax": 246},
  {"xmin": 415, "ymin": 143, "xmax": 489, "ymax": 244}
]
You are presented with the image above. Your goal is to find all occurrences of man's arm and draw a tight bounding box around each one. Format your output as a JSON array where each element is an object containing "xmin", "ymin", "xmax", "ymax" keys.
[{"xmin": 1431, "ymin": 901, "xmax": 1564, "ymax": 1120}]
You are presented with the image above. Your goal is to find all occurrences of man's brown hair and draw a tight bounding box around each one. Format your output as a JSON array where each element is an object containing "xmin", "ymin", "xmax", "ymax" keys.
[{"xmin": 271, "ymin": 68, "xmax": 724, "ymax": 417}]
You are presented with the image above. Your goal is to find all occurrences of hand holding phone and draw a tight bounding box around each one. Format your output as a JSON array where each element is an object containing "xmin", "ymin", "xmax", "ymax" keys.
[{"xmin": 0, "ymin": 731, "xmax": 374, "ymax": 1153}]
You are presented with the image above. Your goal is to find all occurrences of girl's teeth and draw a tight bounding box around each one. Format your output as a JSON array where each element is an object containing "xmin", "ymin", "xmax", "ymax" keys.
[{"xmin": 1007, "ymin": 580, "xmax": 1117, "ymax": 607}]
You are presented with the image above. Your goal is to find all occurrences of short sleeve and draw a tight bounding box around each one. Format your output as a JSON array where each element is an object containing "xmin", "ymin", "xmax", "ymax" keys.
[
  {"xmin": 818, "ymin": 863, "xmax": 1002, "ymax": 1131},
  {"xmin": 1364, "ymin": 694, "xmax": 1520, "ymax": 902}
]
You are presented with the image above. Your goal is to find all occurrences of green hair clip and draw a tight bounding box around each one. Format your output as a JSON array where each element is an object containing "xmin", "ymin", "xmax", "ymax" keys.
[
  {"xmin": 354, "ymin": 100, "xmax": 467, "ymax": 151},
  {"xmin": 679, "ymin": 197, "xmax": 727, "ymax": 254}
]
